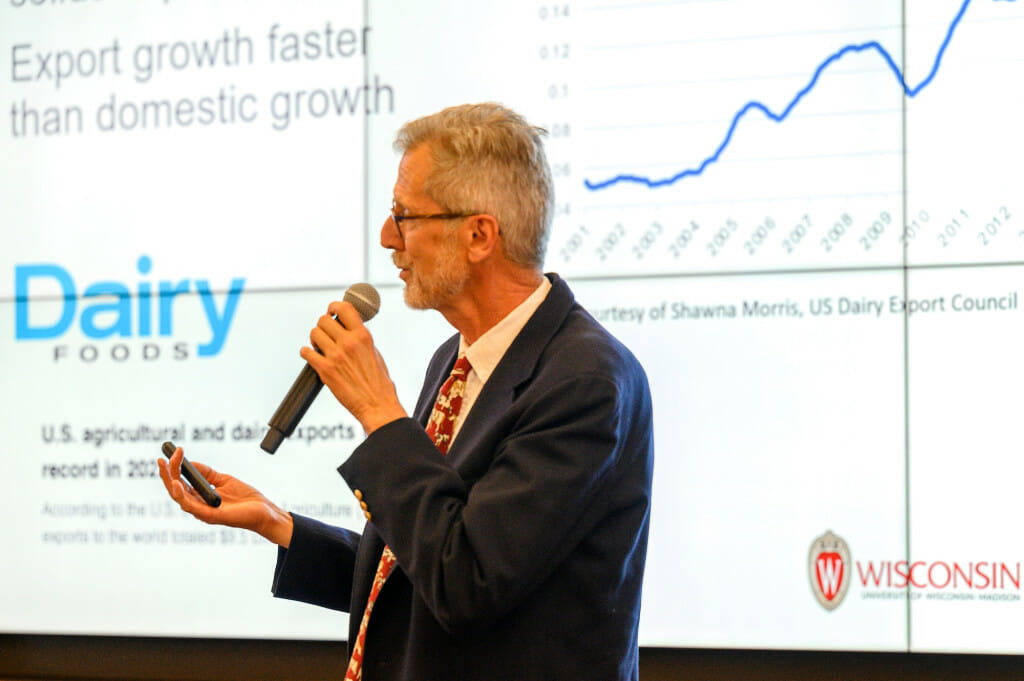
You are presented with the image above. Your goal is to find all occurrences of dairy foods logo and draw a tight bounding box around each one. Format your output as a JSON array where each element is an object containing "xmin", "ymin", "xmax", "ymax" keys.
[
  {"xmin": 14, "ymin": 255, "xmax": 245, "ymax": 361},
  {"xmin": 809, "ymin": 530, "xmax": 851, "ymax": 611}
]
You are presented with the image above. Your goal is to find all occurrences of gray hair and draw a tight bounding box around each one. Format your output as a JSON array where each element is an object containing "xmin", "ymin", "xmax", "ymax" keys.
[{"xmin": 394, "ymin": 103, "xmax": 553, "ymax": 268}]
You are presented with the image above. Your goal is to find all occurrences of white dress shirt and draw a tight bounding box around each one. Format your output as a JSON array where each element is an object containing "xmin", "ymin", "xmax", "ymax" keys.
[{"xmin": 449, "ymin": 277, "xmax": 552, "ymax": 443}]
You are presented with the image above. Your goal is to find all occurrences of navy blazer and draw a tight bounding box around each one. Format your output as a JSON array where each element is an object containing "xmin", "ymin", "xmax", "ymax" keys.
[{"xmin": 272, "ymin": 274, "xmax": 654, "ymax": 681}]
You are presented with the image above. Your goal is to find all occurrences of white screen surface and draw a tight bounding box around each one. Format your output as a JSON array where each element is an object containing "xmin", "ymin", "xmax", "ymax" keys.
[{"xmin": 2, "ymin": 0, "xmax": 1023, "ymax": 653}]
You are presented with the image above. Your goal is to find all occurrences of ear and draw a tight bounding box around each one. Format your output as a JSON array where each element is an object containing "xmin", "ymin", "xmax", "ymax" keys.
[{"xmin": 463, "ymin": 214, "xmax": 502, "ymax": 264}]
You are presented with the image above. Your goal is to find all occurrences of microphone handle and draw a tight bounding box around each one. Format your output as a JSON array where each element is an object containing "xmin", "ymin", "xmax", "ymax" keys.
[{"xmin": 261, "ymin": 364, "xmax": 325, "ymax": 454}]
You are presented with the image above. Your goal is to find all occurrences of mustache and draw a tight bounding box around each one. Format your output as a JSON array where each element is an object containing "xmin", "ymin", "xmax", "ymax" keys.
[{"xmin": 392, "ymin": 253, "xmax": 411, "ymax": 269}]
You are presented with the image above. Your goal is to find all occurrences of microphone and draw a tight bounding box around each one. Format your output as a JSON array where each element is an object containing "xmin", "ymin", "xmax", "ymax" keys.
[{"xmin": 260, "ymin": 283, "xmax": 381, "ymax": 454}]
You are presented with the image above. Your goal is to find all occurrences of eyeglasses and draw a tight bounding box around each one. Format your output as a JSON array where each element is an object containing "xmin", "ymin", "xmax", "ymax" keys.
[{"xmin": 389, "ymin": 202, "xmax": 477, "ymax": 240}]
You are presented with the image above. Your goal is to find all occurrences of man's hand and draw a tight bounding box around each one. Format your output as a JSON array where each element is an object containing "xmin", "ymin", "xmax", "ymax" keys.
[
  {"xmin": 301, "ymin": 300, "xmax": 407, "ymax": 435},
  {"xmin": 157, "ymin": 447, "xmax": 293, "ymax": 548}
]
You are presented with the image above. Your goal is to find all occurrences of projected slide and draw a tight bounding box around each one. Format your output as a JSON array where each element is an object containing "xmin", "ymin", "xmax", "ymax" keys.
[{"xmin": 2, "ymin": 0, "xmax": 1023, "ymax": 654}]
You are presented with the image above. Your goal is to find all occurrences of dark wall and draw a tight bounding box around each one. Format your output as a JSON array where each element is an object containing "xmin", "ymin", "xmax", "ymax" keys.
[{"xmin": 3, "ymin": 636, "xmax": 1024, "ymax": 681}]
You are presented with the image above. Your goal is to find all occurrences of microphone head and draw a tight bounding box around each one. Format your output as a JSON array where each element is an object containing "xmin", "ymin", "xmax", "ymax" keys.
[{"xmin": 344, "ymin": 283, "xmax": 381, "ymax": 322}]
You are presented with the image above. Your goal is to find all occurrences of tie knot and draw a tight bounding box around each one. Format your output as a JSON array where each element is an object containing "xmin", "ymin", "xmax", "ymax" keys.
[{"xmin": 451, "ymin": 355, "xmax": 472, "ymax": 379}]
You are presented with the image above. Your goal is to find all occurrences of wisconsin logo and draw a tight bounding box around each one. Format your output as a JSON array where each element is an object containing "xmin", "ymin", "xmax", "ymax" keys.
[{"xmin": 809, "ymin": 530, "xmax": 851, "ymax": 611}]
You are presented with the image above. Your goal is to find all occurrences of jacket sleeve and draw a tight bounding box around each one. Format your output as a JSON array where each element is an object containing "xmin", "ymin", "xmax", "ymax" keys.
[{"xmin": 271, "ymin": 512, "xmax": 361, "ymax": 612}]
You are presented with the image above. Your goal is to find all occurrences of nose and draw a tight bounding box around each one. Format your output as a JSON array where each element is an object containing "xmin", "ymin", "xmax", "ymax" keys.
[{"xmin": 381, "ymin": 214, "xmax": 404, "ymax": 251}]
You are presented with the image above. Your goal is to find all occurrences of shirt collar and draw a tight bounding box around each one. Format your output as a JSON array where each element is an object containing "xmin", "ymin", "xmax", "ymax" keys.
[{"xmin": 458, "ymin": 276, "xmax": 552, "ymax": 384}]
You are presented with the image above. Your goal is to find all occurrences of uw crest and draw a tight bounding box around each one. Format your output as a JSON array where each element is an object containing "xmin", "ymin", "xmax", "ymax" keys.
[{"xmin": 809, "ymin": 530, "xmax": 851, "ymax": 611}]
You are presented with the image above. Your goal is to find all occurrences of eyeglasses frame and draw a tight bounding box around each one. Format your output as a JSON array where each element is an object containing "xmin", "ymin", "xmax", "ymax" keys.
[{"xmin": 389, "ymin": 203, "xmax": 478, "ymax": 240}]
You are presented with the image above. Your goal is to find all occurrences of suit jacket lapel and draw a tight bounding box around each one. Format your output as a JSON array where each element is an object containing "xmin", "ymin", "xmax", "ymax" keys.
[
  {"xmin": 412, "ymin": 335, "xmax": 461, "ymax": 424},
  {"xmin": 446, "ymin": 275, "xmax": 575, "ymax": 467}
]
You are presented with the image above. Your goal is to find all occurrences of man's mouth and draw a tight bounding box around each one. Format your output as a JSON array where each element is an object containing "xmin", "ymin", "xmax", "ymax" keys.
[{"xmin": 392, "ymin": 255, "xmax": 411, "ymax": 280}]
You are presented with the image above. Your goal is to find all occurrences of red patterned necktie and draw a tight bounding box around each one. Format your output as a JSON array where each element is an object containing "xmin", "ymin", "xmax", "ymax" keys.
[
  {"xmin": 423, "ymin": 355, "xmax": 472, "ymax": 455},
  {"xmin": 345, "ymin": 355, "xmax": 472, "ymax": 680}
]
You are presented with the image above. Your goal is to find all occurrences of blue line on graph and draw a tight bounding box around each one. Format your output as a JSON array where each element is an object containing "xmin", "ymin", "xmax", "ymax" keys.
[{"xmin": 583, "ymin": 0, "xmax": 983, "ymax": 191}]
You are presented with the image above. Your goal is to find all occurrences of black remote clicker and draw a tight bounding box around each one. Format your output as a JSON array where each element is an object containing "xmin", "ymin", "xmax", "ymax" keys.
[{"xmin": 161, "ymin": 441, "xmax": 222, "ymax": 508}]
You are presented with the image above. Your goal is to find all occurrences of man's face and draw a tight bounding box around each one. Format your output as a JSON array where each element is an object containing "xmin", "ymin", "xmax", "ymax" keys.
[{"xmin": 382, "ymin": 145, "xmax": 470, "ymax": 310}]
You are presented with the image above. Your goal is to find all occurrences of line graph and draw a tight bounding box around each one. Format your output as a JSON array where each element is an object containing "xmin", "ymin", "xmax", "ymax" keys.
[{"xmin": 582, "ymin": 0, "xmax": 992, "ymax": 192}]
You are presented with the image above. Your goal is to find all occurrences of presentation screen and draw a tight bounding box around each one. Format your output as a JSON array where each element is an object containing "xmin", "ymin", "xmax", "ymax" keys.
[{"xmin": 2, "ymin": 0, "xmax": 1023, "ymax": 654}]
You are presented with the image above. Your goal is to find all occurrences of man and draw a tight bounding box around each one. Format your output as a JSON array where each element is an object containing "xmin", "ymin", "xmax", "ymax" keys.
[{"xmin": 159, "ymin": 103, "xmax": 654, "ymax": 680}]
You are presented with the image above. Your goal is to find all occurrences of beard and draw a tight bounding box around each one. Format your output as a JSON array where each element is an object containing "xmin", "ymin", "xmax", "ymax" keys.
[{"xmin": 395, "ymin": 237, "xmax": 470, "ymax": 310}]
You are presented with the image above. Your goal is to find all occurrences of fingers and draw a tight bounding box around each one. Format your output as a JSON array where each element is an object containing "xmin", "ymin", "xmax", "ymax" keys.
[
  {"xmin": 314, "ymin": 302, "xmax": 365, "ymax": 344},
  {"xmin": 187, "ymin": 458, "xmax": 227, "ymax": 488},
  {"xmin": 307, "ymin": 325, "xmax": 334, "ymax": 361},
  {"xmin": 329, "ymin": 300, "xmax": 367, "ymax": 329},
  {"xmin": 157, "ymin": 457, "xmax": 181, "ymax": 500},
  {"xmin": 299, "ymin": 344, "xmax": 326, "ymax": 375},
  {"xmin": 157, "ymin": 448, "xmax": 212, "ymax": 519},
  {"xmin": 157, "ymin": 447, "xmax": 186, "ymax": 497},
  {"xmin": 158, "ymin": 457, "xmax": 192, "ymax": 508},
  {"xmin": 306, "ymin": 302, "xmax": 374, "ymax": 367}
]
